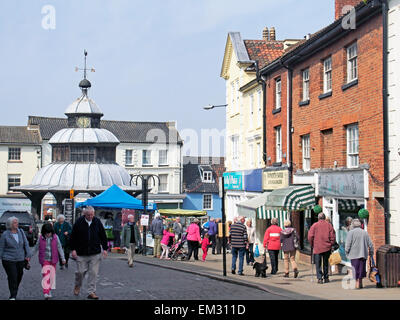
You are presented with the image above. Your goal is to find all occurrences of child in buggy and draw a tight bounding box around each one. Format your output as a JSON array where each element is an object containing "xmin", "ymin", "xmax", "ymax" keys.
[{"xmin": 169, "ymin": 233, "xmax": 188, "ymax": 261}]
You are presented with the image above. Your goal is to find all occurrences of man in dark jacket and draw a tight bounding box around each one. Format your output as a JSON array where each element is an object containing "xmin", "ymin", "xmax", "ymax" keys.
[
  {"xmin": 121, "ymin": 214, "xmax": 141, "ymax": 268},
  {"xmin": 208, "ymin": 218, "xmax": 218, "ymax": 255},
  {"xmin": 308, "ymin": 213, "xmax": 336, "ymax": 284},
  {"xmin": 70, "ymin": 206, "xmax": 108, "ymax": 300},
  {"xmin": 150, "ymin": 213, "xmax": 163, "ymax": 258}
]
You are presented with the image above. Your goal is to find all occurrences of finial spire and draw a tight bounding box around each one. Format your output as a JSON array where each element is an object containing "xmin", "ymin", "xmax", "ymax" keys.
[
  {"xmin": 84, "ymin": 50, "xmax": 88, "ymax": 80},
  {"xmin": 75, "ymin": 50, "xmax": 95, "ymax": 95}
]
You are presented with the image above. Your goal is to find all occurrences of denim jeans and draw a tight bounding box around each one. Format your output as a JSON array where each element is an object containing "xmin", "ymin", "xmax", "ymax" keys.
[
  {"xmin": 246, "ymin": 243, "xmax": 255, "ymax": 264},
  {"xmin": 209, "ymin": 235, "xmax": 216, "ymax": 254},
  {"xmin": 231, "ymin": 247, "xmax": 246, "ymax": 273},
  {"xmin": 314, "ymin": 251, "xmax": 331, "ymax": 280}
]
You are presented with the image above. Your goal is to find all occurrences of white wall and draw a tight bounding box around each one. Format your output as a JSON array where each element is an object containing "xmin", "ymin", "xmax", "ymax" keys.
[
  {"xmin": 388, "ymin": 0, "xmax": 400, "ymax": 246},
  {"xmin": 116, "ymin": 142, "xmax": 182, "ymax": 195},
  {"xmin": 0, "ymin": 145, "xmax": 41, "ymax": 196}
]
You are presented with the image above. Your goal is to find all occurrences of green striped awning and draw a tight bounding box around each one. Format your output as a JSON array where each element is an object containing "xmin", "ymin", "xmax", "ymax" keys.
[
  {"xmin": 263, "ymin": 185, "xmax": 315, "ymax": 211},
  {"xmin": 338, "ymin": 199, "xmax": 359, "ymax": 211},
  {"xmin": 257, "ymin": 207, "xmax": 312, "ymax": 220}
]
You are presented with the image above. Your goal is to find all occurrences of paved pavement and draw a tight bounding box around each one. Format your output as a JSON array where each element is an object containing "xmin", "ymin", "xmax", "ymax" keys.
[
  {"xmin": 0, "ymin": 253, "xmax": 287, "ymax": 300},
  {"xmin": 122, "ymin": 251, "xmax": 400, "ymax": 300}
]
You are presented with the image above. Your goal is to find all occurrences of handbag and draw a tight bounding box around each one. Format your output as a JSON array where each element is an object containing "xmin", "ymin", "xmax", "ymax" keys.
[{"xmin": 328, "ymin": 251, "xmax": 342, "ymax": 265}]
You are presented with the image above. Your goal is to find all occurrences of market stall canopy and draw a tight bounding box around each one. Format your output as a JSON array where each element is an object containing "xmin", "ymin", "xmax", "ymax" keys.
[
  {"xmin": 75, "ymin": 184, "xmax": 157, "ymax": 210},
  {"xmin": 158, "ymin": 209, "xmax": 207, "ymax": 217}
]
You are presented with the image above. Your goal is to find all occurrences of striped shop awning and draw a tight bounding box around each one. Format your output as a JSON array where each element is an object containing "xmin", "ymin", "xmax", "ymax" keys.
[
  {"xmin": 282, "ymin": 185, "xmax": 316, "ymax": 210},
  {"xmin": 257, "ymin": 207, "xmax": 313, "ymax": 220},
  {"xmin": 259, "ymin": 185, "xmax": 315, "ymax": 211},
  {"xmin": 338, "ymin": 199, "xmax": 359, "ymax": 211}
]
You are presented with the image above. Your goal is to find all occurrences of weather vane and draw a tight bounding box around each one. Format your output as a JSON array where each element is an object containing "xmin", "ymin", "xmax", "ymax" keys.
[{"xmin": 75, "ymin": 50, "xmax": 95, "ymax": 79}]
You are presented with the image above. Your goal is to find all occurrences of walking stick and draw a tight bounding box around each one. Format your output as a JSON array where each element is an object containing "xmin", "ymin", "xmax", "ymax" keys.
[{"xmin": 310, "ymin": 247, "xmax": 315, "ymax": 282}]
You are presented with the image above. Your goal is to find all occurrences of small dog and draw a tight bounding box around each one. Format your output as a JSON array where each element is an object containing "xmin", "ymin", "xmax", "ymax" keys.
[{"xmin": 253, "ymin": 253, "xmax": 268, "ymax": 278}]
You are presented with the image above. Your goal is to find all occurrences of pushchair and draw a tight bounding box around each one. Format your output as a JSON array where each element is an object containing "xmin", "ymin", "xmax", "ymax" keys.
[{"xmin": 169, "ymin": 233, "xmax": 188, "ymax": 261}]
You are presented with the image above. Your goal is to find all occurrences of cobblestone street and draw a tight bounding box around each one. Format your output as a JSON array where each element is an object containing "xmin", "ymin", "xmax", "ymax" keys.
[{"xmin": 0, "ymin": 254, "xmax": 287, "ymax": 300}]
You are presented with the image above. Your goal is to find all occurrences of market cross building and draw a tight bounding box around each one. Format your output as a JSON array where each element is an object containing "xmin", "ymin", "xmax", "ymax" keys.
[
  {"xmin": 12, "ymin": 54, "xmax": 185, "ymax": 219},
  {"xmin": 13, "ymin": 65, "xmax": 143, "ymax": 218}
]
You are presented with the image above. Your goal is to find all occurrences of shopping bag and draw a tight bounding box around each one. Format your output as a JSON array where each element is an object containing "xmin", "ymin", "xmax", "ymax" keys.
[
  {"xmin": 328, "ymin": 251, "xmax": 342, "ymax": 265},
  {"xmin": 369, "ymin": 256, "xmax": 382, "ymax": 287},
  {"xmin": 254, "ymin": 244, "xmax": 260, "ymax": 258}
]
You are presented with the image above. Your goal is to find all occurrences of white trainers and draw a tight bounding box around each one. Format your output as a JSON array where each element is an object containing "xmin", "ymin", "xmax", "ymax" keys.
[{"xmin": 44, "ymin": 293, "xmax": 51, "ymax": 299}]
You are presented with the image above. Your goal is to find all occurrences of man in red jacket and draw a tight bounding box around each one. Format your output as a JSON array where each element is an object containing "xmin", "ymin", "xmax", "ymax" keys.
[
  {"xmin": 308, "ymin": 213, "xmax": 336, "ymax": 284},
  {"xmin": 263, "ymin": 218, "xmax": 282, "ymax": 275}
]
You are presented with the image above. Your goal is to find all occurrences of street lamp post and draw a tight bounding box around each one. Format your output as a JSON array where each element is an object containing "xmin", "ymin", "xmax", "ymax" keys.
[
  {"xmin": 203, "ymin": 104, "xmax": 228, "ymax": 110},
  {"xmin": 219, "ymin": 176, "xmax": 227, "ymax": 277},
  {"xmin": 130, "ymin": 174, "xmax": 160, "ymax": 256},
  {"xmin": 205, "ymin": 103, "xmax": 228, "ymax": 277}
]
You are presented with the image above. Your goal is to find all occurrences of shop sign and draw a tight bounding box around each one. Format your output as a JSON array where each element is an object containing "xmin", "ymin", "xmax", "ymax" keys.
[
  {"xmin": 318, "ymin": 170, "xmax": 364, "ymax": 198},
  {"xmin": 141, "ymin": 214, "xmax": 149, "ymax": 226},
  {"xmin": 263, "ymin": 170, "xmax": 289, "ymax": 190},
  {"xmin": 223, "ymin": 171, "xmax": 244, "ymax": 191},
  {"xmin": 244, "ymin": 169, "xmax": 263, "ymax": 192},
  {"xmin": 63, "ymin": 199, "xmax": 74, "ymax": 224},
  {"xmin": 0, "ymin": 198, "xmax": 31, "ymax": 216}
]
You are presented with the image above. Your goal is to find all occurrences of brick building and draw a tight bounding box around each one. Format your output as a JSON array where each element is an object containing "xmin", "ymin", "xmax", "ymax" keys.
[{"xmin": 256, "ymin": 0, "xmax": 386, "ymax": 263}]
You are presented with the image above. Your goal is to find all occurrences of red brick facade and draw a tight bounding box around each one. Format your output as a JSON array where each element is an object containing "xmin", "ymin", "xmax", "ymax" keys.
[
  {"xmin": 265, "ymin": 69, "xmax": 288, "ymax": 166},
  {"xmin": 291, "ymin": 13, "xmax": 385, "ymax": 250}
]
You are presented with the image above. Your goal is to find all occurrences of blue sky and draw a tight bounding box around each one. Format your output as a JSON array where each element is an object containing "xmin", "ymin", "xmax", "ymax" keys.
[{"xmin": 0, "ymin": 0, "xmax": 333, "ymax": 155}]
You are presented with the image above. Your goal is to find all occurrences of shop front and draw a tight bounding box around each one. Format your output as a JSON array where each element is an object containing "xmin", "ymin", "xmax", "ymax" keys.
[
  {"xmin": 256, "ymin": 168, "xmax": 290, "ymax": 234},
  {"xmin": 257, "ymin": 184, "xmax": 316, "ymax": 258},
  {"xmin": 236, "ymin": 169, "xmax": 266, "ymax": 245},
  {"xmin": 224, "ymin": 171, "xmax": 245, "ymax": 222},
  {"xmin": 317, "ymin": 169, "xmax": 368, "ymax": 267}
]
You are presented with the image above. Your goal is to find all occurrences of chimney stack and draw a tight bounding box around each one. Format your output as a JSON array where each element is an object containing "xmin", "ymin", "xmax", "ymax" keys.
[
  {"xmin": 335, "ymin": 0, "xmax": 362, "ymax": 20},
  {"xmin": 270, "ymin": 27, "xmax": 276, "ymax": 41},
  {"xmin": 263, "ymin": 27, "xmax": 269, "ymax": 41}
]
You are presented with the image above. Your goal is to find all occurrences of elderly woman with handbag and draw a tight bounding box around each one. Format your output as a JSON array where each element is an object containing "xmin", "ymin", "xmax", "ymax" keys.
[
  {"xmin": 345, "ymin": 219, "xmax": 374, "ymax": 289},
  {"xmin": 0, "ymin": 216, "xmax": 32, "ymax": 300}
]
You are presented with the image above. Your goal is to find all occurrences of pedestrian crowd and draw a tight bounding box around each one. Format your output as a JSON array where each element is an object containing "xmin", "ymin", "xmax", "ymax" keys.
[
  {"xmin": 225, "ymin": 213, "xmax": 375, "ymax": 291},
  {"xmin": 0, "ymin": 208, "xmax": 377, "ymax": 300}
]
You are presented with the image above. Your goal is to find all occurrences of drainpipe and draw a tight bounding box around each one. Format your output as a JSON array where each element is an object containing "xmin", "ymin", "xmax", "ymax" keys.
[
  {"xmin": 255, "ymin": 61, "xmax": 267, "ymax": 165},
  {"xmin": 382, "ymin": 0, "xmax": 390, "ymax": 244},
  {"xmin": 280, "ymin": 61, "xmax": 293, "ymax": 186}
]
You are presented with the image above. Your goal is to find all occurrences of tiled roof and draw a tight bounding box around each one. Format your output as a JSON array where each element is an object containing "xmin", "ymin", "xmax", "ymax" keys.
[
  {"xmin": 183, "ymin": 157, "xmax": 225, "ymax": 194},
  {"xmin": 0, "ymin": 126, "xmax": 41, "ymax": 145},
  {"xmin": 28, "ymin": 116, "xmax": 183, "ymax": 144},
  {"xmin": 244, "ymin": 40, "xmax": 285, "ymax": 69}
]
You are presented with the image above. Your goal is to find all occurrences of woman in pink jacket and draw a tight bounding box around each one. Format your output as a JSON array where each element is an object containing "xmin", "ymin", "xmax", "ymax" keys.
[
  {"xmin": 263, "ymin": 218, "xmax": 282, "ymax": 275},
  {"xmin": 186, "ymin": 219, "xmax": 202, "ymax": 261}
]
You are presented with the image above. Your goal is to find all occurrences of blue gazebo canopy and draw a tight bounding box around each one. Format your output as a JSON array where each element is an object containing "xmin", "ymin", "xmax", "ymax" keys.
[{"xmin": 75, "ymin": 184, "xmax": 157, "ymax": 211}]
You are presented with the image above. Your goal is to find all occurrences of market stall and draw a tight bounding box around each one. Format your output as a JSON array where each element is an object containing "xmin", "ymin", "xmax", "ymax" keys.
[{"xmin": 75, "ymin": 184, "xmax": 157, "ymax": 252}]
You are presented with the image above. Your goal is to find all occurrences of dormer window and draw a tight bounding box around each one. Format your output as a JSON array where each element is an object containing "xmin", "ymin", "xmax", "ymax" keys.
[{"xmin": 203, "ymin": 171, "xmax": 213, "ymax": 183}]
